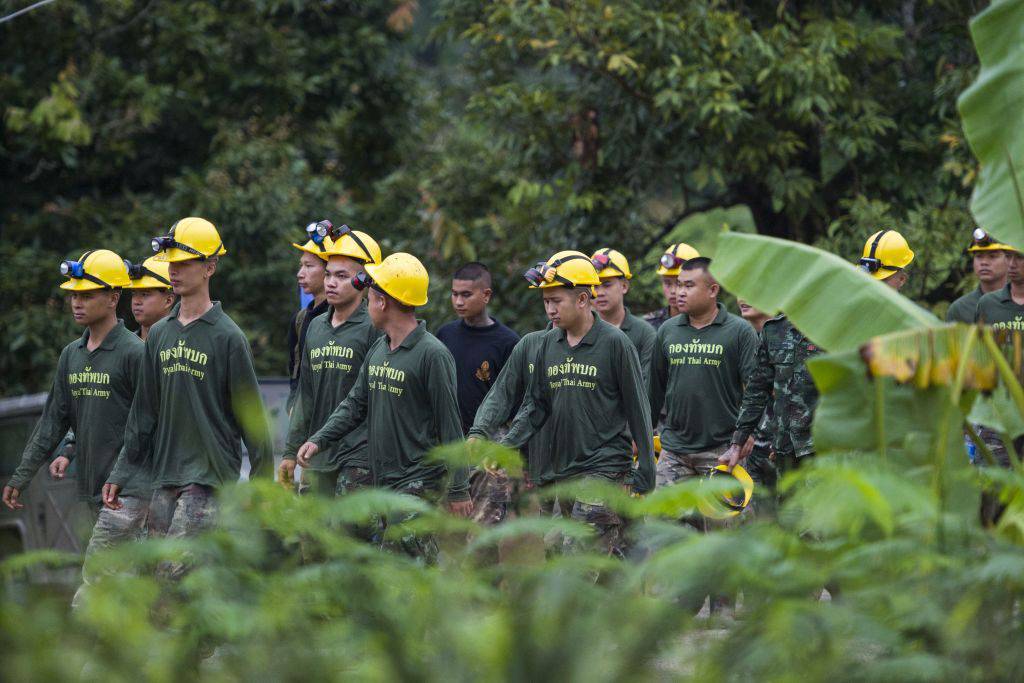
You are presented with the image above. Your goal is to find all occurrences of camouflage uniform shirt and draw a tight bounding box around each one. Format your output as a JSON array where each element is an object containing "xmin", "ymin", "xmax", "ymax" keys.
[
  {"xmin": 731, "ymin": 315, "xmax": 821, "ymax": 458},
  {"xmin": 643, "ymin": 307, "xmax": 672, "ymax": 331}
]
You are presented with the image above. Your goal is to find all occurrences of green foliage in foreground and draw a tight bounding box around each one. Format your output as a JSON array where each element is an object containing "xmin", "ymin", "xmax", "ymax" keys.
[{"xmin": 3, "ymin": 444, "xmax": 1024, "ymax": 681}]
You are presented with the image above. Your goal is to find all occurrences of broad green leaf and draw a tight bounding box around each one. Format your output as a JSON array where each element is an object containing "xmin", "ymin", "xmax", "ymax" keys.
[
  {"xmin": 957, "ymin": 0, "xmax": 1024, "ymax": 249},
  {"xmin": 711, "ymin": 232, "xmax": 939, "ymax": 352}
]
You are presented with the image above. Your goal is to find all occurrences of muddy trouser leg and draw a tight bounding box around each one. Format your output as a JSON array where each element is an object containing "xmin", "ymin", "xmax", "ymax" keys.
[
  {"xmin": 744, "ymin": 446, "xmax": 778, "ymax": 519},
  {"xmin": 148, "ymin": 484, "xmax": 217, "ymax": 581},
  {"xmin": 563, "ymin": 472, "xmax": 629, "ymax": 560},
  {"xmin": 372, "ymin": 481, "xmax": 440, "ymax": 564},
  {"xmin": 332, "ymin": 466, "xmax": 375, "ymax": 542},
  {"xmin": 975, "ymin": 425, "xmax": 1015, "ymax": 526},
  {"xmin": 72, "ymin": 496, "xmax": 148, "ymax": 609},
  {"xmin": 659, "ymin": 446, "xmax": 732, "ymax": 611},
  {"xmin": 307, "ymin": 468, "xmax": 341, "ymax": 497},
  {"xmin": 470, "ymin": 467, "xmax": 512, "ymax": 526}
]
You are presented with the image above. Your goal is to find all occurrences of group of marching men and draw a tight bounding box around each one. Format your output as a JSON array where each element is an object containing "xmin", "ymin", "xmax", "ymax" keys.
[{"xmin": 2, "ymin": 216, "xmax": 1018, "ymax": 584}]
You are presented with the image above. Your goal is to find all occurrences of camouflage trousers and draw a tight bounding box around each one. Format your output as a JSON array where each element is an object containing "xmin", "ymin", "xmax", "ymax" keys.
[
  {"xmin": 975, "ymin": 425, "xmax": 1022, "ymax": 525},
  {"xmin": 149, "ymin": 484, "xmax": 217, "ymax": 580},
  {"xmin": 560, "ymin": 472, "xmax": 629, "ymax": 559},
  {"xmin": 299, "ymin": 464, "xmax": 376, "ymax": 497},
  {"xmin": 658, "ymin": 445, "xmax": 743, "ymax": 532},
  {"xmin": 470, "ymin": 467, "xmax": 512, "ymax": 526},
  {"xmin": 72, "ymin": 495, "xmax": 149, "ymax": 609},
  {"xmin": 975, "ymin": 425, "xmax": 1017, "ymax": 468},
  {"xmin": 299, "ymin": 465, "xmax": 374, "ymax": 497},
  {"xmin": 371, "ymin": 481, "xmax": 440, "ymax": 564}
]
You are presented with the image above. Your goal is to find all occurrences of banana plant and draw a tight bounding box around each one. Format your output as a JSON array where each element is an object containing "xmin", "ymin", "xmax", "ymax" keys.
[
  {"xmin": 711, "ymin": 231, "xmax": 939, "ymax": 354},
  {"xmin": 957, "ymin": 0, "xmax": 1024, "ymax": 250}
]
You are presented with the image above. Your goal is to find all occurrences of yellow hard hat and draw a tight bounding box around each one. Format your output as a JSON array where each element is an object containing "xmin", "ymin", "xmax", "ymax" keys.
[
  {"xmin": 325, "ymin": 224, "xmax": 382, "ymax": 264},
  {"xmin": 656, "ymin": 242, "xmax": 701, "ymax": 276},
  {"xmin": 697, "ymin": 464, "xmax": 754, "ymax": 520},
  {"xmin": 125, "ymin": 256, "xmax": 172, "ymax": 290},
  {"xmin": 151, "ymin": 217, "xmax": 227, "ymax": 263},
  {"xmin": 360, "ymin": 252, "xmax": 429, "ymax": 306},
  {"xmin": 523, "ymin": 250, "xmax": 601, "ymax": 289},
  {"xmin": 859, "ymin": 229, "xmax": 914, "ymax": 280},
  {"xmin": 590, "ymin": 248, "xmax": 632, "ymax": 280},
  {"xmin": 59, "ymin": 249, "xmax": 132, "ymax": 291},
  {"xmin": 967, "ymin": 228, "xmax": 1017, "ymax": 253}
]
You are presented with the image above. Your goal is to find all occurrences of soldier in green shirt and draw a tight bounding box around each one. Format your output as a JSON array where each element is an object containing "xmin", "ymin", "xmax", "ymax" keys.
[
  {"xmin": 947, "ymin": 229, "xmax": 1012, "ymax": 323},
  {"xmin": 287, "ymin": 220, "xmax": 334, "ymax": 412},
  {"xmin": 590, "ymin": 248, "xmax": 657, "ymax": 383},
  {"xmin": 296, "ymin": 253, "xmax": 473, "ymax": 538},
  {"xmin": 1, "ymin": 250, "xmax": 151, "ymax": 604},
  {"xmin": 973, "ymin": 249, "xmax": 1024, "ymax": 474},
  {"xmin": 104, "ymin": 218, "xmax": 273, "ymax": 562},
  {"xmin": 280, "ymin": 225, "xmax": 382, "ymax": 496},
  {"xmin": 649, "ymin": 257, "xmax": 758, "ymax": 527},
  {"xmin": 502, "ymin": 251, "xmax": 656, "ymax": 557},
  {"xmin": 468, "ymin": 325, "xmax": 552, "ymax": 486},
  {"xmin": 644, "ymin": 242, "xmax": 699, "ymax": 330},
  {"xmin": 125, "ymin": 256, "xmax": 176, "ymax": 340}
]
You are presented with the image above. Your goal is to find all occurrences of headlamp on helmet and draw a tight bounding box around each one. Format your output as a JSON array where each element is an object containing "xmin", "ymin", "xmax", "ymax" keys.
[
  {"xmin": 151, "ymin": 234, "xmax": 207, "ymax": 259},
  {"xmin": 522, "ymin": 263, "xmax": 547, "ymax": 288},
  {"xmin": 125, "ymin": 260, "xmax": 145, "ymax": 280},
  {"xmin": 351, "ymin": 271, "xmax": 373, "ymax": 291},
  {"xmin": 306, "ymin": 219, "xmax": 334, "ymax": 245},
  {"xmin": 60, "ymin": 260, "xmax": 85, "ymax": 278},
  {"xmin": 660, "ymin": 252, "xmax": 684, "ymax": 270}
]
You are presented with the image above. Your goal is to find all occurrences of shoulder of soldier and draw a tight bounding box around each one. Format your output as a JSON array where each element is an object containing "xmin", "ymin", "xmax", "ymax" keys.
[
  {"xmin": 148, "ymin": 315, "xmax": 172, "ymax": 340},
  {"xmin": 628, "ymin": 312, "xmax": 657, "ymax": 338},
  {"xmin": 435, "ymin": 319, "xmax": 459, "ymax": 338}
]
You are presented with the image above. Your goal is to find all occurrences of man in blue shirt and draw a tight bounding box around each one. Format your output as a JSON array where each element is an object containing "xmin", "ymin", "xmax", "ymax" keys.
[{"xmin": 437, "ymin": 262, "xmax": 519, "ymax": 524}]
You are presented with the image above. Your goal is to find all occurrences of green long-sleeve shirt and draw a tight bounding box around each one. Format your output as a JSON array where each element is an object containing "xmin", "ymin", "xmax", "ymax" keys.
[
  {"xmin": 502, "ymin": 314, "xmax": 656, "ymax": 493},
  {"xmin": 649, "ymin": 304, "xmax": 758, "ymax": 454},
  {"xmin": 946, "ymin": 286, "xmax": 984, "ymax": 324},
  {"xmin": 467, "ymin": 328, "xmax": 551, "ymax": 480},
  {"xmin": 283, "ymin": 304, "xmax": 380, "ymax": 470},
  {"xmin": 8, "ymin": 322, "xmax": 148, "ymax": 503},
  {"xmin": 108, "ymin": 302, "xmax": 273, "ymax": 489},
  {"xmin": 616, "ymin": 308, "xmax": 657, "ymax": 386},
  {"xmin": 975, "ymin": 284, "xmax": 1024, "ymax": 329},
  {"xmin": 310, "ymin": 321, "xmax": 469, "ymax": 500}
]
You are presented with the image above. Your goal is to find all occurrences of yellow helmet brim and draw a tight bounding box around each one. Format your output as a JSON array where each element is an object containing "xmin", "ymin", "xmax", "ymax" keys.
[
  {"xmin": 292, "ymin": 242, "xmax": 331, "ymax": 261},
  {"xmin": 153, "ymin": 245, "xmax": 228, "ymax": 263},
  {"xmin": 968, "ymin": 243, "xmax": 1017, "ymax": 253},
  {"xmin": 596, "ymin": 268, "xmax": 630, "ymax": 280},
  {"xmin": 656, "ymin": 265, "xmax": 680, "ymax": 276},
  {"xmin": 60, "ymin": 279, "xmax": 108, "ymax": 292},
  {"xmin": 127, "ymin": 276, "xmax": 172, "ymax": 290}
]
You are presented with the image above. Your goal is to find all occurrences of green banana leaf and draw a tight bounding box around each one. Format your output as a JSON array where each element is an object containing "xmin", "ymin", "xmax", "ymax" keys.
[
  {"xmin": 710, "ymin": 232, "xmax": 939, "ymax": 353},
  {"xmin": 957, "ymin": 0, "xmax": 1024, "ymax": 249}
]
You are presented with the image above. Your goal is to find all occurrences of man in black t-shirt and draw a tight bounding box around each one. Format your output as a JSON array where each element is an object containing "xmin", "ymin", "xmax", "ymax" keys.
[{"xmin": 437, "ymin": 262, "xmax": 519, "ymax": 524}]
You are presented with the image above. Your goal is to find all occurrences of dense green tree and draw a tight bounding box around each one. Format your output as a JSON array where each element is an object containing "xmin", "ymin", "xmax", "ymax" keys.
[
  {"xmin": 1, "ymin": 0, "xmax": 417, "ymax": 394},
  {"xmin": 0, "ymin": 0, "xmax": 987, "ymax": 395}
]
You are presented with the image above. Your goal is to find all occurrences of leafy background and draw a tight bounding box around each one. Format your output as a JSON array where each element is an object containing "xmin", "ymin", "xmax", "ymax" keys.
[{"xmin": 0, "ymin": 0, "xmax": 986, "ymax": 396}]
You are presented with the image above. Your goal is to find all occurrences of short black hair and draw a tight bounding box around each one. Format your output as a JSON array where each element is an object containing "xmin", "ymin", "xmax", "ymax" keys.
[
  {"xmin": 452, "ymin": 262, "xmax": 492, "ymax": 288},
  {"xmin": 680, "ymin": 256, "xmax": 712, "ymax": 272},
  {"xmin": 680, "ymin": 256, "xmax": 718, "ymax": 286}
]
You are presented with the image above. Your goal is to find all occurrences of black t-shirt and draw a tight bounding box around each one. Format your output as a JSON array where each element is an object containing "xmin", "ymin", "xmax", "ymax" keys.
[{"xmin": 436, "ymin": 317, "xmax": 520, "ymax": 433}]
